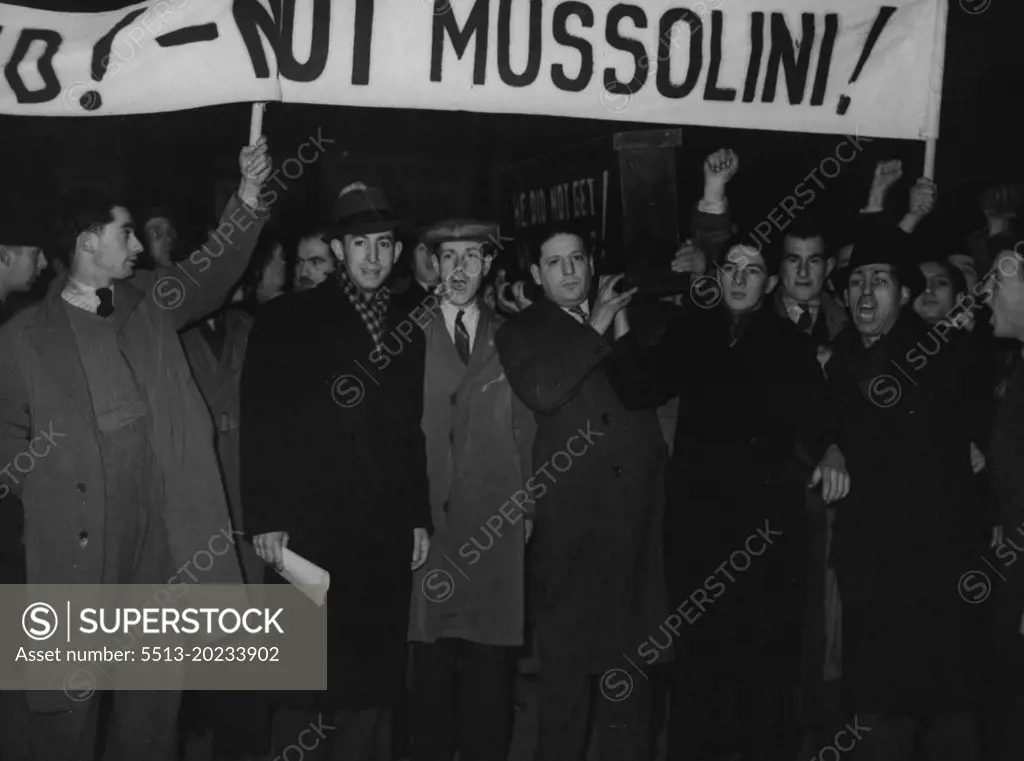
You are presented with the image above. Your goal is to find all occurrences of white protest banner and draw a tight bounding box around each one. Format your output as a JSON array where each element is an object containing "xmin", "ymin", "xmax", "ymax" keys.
[{"xmin": 0, "ymin": 0, "xmax": 944, "ymax": 141}]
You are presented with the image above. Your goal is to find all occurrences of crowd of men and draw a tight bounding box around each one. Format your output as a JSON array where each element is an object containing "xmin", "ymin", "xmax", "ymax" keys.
[{"xmin": 0, "ymin": 135, "xmax": 1022, "ymax": 761}]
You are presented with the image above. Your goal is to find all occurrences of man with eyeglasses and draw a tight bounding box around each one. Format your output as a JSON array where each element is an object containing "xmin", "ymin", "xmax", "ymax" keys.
[{"xmin": 408, "ymin": 218, "xmax": 536, "ymax": 761}]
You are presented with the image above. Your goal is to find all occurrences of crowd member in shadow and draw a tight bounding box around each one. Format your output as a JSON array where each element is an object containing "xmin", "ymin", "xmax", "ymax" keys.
[
  {"xmin": 177, "ymin": 223, "xmax": 293, "ymax": 761},
  {"xmin": 392, "ymin": 223, "xmax": 439, "ymax": 318},
  {"xmin": 826, "ymin": 223, "xmax": 990, "ymax": 761},
  {"xmin": 0, "ymin": 215, "xmax": 49, "ymax": 589},
  {"xmin": 611, "ymin": 236, "xmax": 847, "ymax": 761},
  {"xmin": 140, "ymin": 205, "xmax": 182, "ymax": 269}
]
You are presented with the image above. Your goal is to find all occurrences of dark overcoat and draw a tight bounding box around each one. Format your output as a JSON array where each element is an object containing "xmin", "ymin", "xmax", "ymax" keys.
[
  {"xmin": 0, "ymin": 194, "xmax": 264, "ymax": 713},
  {"xmin": 240, "ymin": 276, "xmax": 431, "ymax": 711},
  {"xmin": 409, "ymin": 303, "xmax": 535, "ymax": 646},
  {"xmin": 613, "ymin": 304, "xmax": 833, "ymax": 652},
  {"xmin": 180, "ymin": 306, "xmax": 263, "ymax": 583},
  {"xmin": 495, "ymin": 298, "xmax": 669, "ymax": 673},
  {"xmin": 825, "ymin": 311, "xmax": 992, "ymax": 714}
]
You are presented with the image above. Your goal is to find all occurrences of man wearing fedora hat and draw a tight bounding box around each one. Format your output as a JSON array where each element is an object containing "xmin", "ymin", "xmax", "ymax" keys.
[
  {"xmin": 0, "ymin": 216, "xmax": 48, "ymax": 594},
  {"xmin": 407, "ymin": 218, "xmax": 535, "ymax": 761},
  {"xmin": 242, "ymin": 182, "xmax": 432, "ymax": 760},
  {"xmin": 0, "ymin": 217, "xmax": 49, "ymax": 324},
  {"xmin": 823, "ymin": 221, "xmax": 991, "ymax": 760}
]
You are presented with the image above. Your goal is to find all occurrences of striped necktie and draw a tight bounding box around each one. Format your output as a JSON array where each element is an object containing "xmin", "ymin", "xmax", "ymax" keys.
[
  {"xmin": 454, "ymin": 309, "xmax": 471, "ymax": 365},
  {"xmin": 569, "ymin": 305, "xmax": 587, "ymax": 324}
]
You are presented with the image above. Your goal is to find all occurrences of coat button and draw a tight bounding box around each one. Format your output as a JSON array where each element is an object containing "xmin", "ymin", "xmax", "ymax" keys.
[
  {"xmin": 602, "ymin": 413, "xmax": 611, "ymax": 425},
  {"xmin": 450, "ymin": 393, "xmax": 458, "ymax": 405},
  {"xmin": 76, "ymin": 482, "xmax": 86, "ymax": 493},
  {"xmin": 449, "ymin": 430, "xmax": 455, "ymax": 444},
  {"xmin": 612, "ymin": 466, "xmax": 622, "ymax": 477},
  {"xmin": 77, "ymin": 531, "xmax": 89, "ymax": 548}
]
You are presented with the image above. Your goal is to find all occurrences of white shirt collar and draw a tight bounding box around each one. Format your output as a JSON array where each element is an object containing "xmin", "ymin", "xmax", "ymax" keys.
[
  {"xmin": 441, "ymin": 298, "xmax": 480, "ymax": 349},
  {"xmin": 61, "ymin": 278, "xmax": 110, "ymax": 313},
  {"xmin": 561, "ymin": 300, "xmax": 590, "ymax": 323}
]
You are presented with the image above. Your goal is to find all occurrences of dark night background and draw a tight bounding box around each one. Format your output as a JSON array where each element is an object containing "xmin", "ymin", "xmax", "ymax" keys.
[{"xmin": 1, "ymin": 0, "xmax": 1020, "ymax": 269}]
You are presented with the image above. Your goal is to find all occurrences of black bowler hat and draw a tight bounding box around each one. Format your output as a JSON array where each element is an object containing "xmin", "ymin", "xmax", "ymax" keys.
[
  {"xmin": 323, "ymin": 183, "xmax": 403, "ymax": 242},
  {"xmin": 0, "ymin": 212, "xmax": 48, "ymax": 248}
]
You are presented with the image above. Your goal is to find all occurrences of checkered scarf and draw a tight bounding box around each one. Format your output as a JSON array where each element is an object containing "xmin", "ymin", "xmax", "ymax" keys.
[{"xmin": 337, "ymin": 267, "xmax": 391, "ymax": 351}]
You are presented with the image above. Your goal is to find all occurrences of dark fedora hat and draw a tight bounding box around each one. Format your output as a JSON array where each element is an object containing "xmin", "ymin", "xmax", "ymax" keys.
[
  {"xmin": 323, "ymin": 183, "xmax": 403, "ymax": 241},
  {"xmin": 0, "ymin": 211, "xmax": 49, "ymax": 248},
  {"xmin": 846, "ymin": 218, "xmax": 926, "ymax": 297}
]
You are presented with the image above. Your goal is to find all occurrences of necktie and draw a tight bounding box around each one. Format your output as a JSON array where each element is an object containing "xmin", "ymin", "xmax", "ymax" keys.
[
  {"xmin": 796, "ymin": 305, "xmax": 813, "ymax": 333},
  {"xmin": 570, "ymin": 305, "xmax": 587, "ymax": 323},
  {"xmin": 454, "ymin": 309, "xmax": 471, "ymax": 365},
  {"xmin": 97, "ymin": 287, "xmax": 114, "ymax": 317}
]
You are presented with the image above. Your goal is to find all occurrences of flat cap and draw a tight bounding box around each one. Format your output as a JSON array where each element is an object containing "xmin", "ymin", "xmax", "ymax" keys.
[{"xmin": 423, "ymin": 218, "xmax": 500, "ymax": 246}]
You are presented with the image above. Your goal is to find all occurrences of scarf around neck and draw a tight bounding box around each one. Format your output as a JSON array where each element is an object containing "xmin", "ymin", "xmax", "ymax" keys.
[{"xmin": 337, "ymin": 267, "xmax": 391, "ymax": 351}]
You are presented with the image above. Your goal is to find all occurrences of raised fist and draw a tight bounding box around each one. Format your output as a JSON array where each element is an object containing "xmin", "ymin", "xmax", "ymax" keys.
[
  {"xmin": 871, "ymin": 159, "xmax": 903, "ymax": 195},
  {"xmin": 704, "ymin": 149, "xmax": 739, "ymax": 184}
]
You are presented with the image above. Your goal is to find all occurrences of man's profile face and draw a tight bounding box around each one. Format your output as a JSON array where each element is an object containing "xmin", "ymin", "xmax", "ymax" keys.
[
  {"xmin": 144, "ymin": 216, "xmax": 176, "ymax": 268},
  {"xmin": 845, "ymin": 263, "xmax": 908, "ymax": 340},
  {"xmin": 719, "ymin": 246, "xmax": 775, "ymax": 314},
  {"xmin": 986, "ymin": 249, "xmax": 1024, "ymax": 340},
  {"xmin": 294, "ymin": 235, "xmax": 335, "ymax": 291},
  {"xmin": 331, "ymin": 230, "xmax": 402, "ymax": 294},
  {"xmin": 413, "ymin": 242, "xmax": 439, "ymax": 286},
  {"xmin": 434, "ymin": 240, "xmax": 490, "ymax": 308},
  {"xmin": 0, "ymin": 245, "xmax": 47, "ymax": 293},
  {"xmin": 87, "ymin": 206, "xmax": 143, "ymax": 281},
  {"xmin": 780, "ymin": 235, "xmax": 831, "ymax": 303},
  {"xmin": 530, "ymin": 233, "xmax": 592, "ymax": 308}
]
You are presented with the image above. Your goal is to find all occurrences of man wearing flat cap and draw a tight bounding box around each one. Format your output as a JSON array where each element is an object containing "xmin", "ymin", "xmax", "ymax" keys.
[
  {"xmin": 241, "ymin": 182, "xmax": 432, "ymax": 759},
  {"xmin": 407, "ymin": 218, "xmax": 536, "ymax": 761},
  {"xmin": 823, "ymin": 222, "xmax": 991, "ymax": 760}
]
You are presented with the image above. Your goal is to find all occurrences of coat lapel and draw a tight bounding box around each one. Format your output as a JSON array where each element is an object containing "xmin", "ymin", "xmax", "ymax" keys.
[
  {"xmin": 27, "ymin": 277, "xmax": 96, "ymax": 428},
  {"xmin": 455, "ymin": 304, "xmax": 500, "ymax": 395}
]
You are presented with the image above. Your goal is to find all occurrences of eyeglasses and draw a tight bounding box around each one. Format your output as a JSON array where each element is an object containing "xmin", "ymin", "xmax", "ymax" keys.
[{"xmin": 439, "ymin": 249, "xmax": 484, "ymax": 276}]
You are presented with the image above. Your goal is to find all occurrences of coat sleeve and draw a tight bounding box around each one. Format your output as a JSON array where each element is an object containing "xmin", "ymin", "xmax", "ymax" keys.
[
  {"xmin": 135, "ymin": 195, "xmax": 268, "ymax": 332},
  {"xmin": 495, "ymin": 315, "xmax": 612, "ymax": 415},
  {"xmin": 690, "ymin": 203, "xmax": 732, "ymax": 263},
  {"xmin": 790, "ymin": 336, "xmax": 836, "ymax": 467},
  {"xmin": 399, "ymin": 332, "xmax": 432, "ymax": 533},
  {"xmin": 0, "ymin": 328, "xmax": 30, "ymax": 502},
  {"xmin": 511, "ymin": 391, "xmax": 537, "ymax": 517},
  {"xmin": 606, "ymin": 311, "xmax": 693, "ymax": 410},
  {"xmin": 239, "ymin": 305, "xmax": 295, "ymax": 538}
]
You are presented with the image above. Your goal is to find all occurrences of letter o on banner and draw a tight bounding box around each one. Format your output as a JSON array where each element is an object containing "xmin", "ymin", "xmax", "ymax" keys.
[{"xmin": 282, "ymin": 745, "xmax": 303, "ymax": 761}]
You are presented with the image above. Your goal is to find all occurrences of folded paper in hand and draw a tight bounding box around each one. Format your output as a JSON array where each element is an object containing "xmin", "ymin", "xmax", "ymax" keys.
[{"xmin": 279, "ymin": 548, "xmax": 330, "ymax": 607}]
